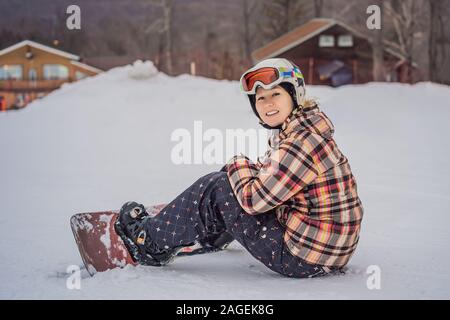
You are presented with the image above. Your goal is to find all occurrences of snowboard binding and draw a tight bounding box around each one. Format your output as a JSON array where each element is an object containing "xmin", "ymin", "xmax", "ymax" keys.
[
  {"xmin": 115, "ymin": 201, "xmax": 184, "ymax": 266},
  {"xmin": 115, "ymin": 201, "xmax": 235, "ymax": 265}
]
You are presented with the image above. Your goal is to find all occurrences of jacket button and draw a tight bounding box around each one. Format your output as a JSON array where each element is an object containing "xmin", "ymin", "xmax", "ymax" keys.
[{"xmin": 262, "ymin": 226, "xmax": 267, "ymax": 231}]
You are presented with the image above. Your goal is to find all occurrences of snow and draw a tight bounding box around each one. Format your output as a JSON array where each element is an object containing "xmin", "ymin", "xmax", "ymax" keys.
[
  {"xmin": 1, "ymin": 61, "xmax": 450, "ymax": 299},
  {"xmin": 71, "ymin": 214, "xmax": 94, "ymax": 233},
  {"xmin": 127, "ymin": 60, "xmax": 159, "ymax": 80},
  {"xmin": 98, "ymin": 214, "xmax": 112, "ymax": 251}
]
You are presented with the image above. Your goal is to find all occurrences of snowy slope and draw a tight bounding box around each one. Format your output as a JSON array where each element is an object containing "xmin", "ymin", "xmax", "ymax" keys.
[{"xmin": 1, "ymin": 61, "xmax": 450, "ymax": 299}]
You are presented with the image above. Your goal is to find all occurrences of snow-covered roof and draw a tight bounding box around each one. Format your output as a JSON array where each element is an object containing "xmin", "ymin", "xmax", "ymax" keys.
[
  {"xmin": 252, "ymin": 18, "xmax": 412, "ymax": 64},
  {"xmin": 70, "ymin": 60, "xmax": 103, "ymax": 74},
  {"xmin": 252, "ymin": 19, "xmax": 347, "ymax": 61},
  {"xmin": 0, "ymin": 40, "xmax": 80, "ymax": 61}
]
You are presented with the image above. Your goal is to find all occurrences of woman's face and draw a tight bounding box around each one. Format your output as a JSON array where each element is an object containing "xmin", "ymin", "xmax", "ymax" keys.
[{"xmin": 255, "ymin": 85, "xmax": 294, "ymax": 127}]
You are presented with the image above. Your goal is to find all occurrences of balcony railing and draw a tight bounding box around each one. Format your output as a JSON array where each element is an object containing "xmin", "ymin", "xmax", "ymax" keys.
[{"xmin": 0, "ymin": 79, "xmax": 73, "ymax": 92}]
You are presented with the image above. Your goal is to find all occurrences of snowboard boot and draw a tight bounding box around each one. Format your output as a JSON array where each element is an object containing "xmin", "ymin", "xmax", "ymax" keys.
[{"xmin": 115, "ymin": 201, "xmax": 184, "ymax": 266}]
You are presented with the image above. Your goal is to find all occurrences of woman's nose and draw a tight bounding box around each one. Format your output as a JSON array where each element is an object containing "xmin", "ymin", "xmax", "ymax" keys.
[
  {"xmin": 264, "ymin": 100, "xmax": 275, "ymax": 108},
  {"xmin": 261, "ymin": 96, "xmax": 273, "ymax": 105}
]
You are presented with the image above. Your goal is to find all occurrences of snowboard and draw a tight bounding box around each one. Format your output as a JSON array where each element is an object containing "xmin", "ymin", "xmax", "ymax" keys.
[{"xmin": 70, "ymin": 203, "xmax": 227, "ymax": 276}]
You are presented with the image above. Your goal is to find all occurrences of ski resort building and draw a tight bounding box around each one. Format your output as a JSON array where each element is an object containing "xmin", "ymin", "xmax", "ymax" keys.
[
  {"xmin": 0, "ymin": 40, "xmax": 102, "ymax": 111},
  {"xmin": 251, "ymin": 18, "xmax": 419, "ymax": 87}
]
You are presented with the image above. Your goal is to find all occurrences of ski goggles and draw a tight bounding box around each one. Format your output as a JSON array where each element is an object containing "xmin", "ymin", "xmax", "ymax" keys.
[{"xmin": 240, "ymin": 66, "xmax": 304, "ymax": 94}]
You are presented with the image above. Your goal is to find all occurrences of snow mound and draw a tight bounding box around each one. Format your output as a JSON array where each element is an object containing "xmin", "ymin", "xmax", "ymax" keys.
[
  {"xmin": 127, "ymin": 60, "xmax": 159, "ymax": 80},
  {"xmin": 1, "ymin": 63, "xmax": 450, "ymax": 299}
]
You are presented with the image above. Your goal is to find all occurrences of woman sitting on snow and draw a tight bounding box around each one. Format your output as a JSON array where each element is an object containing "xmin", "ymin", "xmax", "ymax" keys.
[{"xmin": 116, "ymin": 58, "xmax": 364, "ymax": 278}]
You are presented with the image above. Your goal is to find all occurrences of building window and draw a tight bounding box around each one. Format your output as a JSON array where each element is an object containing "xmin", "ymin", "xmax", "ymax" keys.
[
  {"xmin": 319, "ymin": 35, "xmax": 335, "ymax": 47},
  {"xmin": 43, "ymin": 64, "xmax": 69, "ymax": 80},
  {"xmin": 0, "ymin": 65, "xmax": 23, "ymax": 80},
  {"xmin": 338, "ymin": 34, "xmax": 353, "ymax": 47},
  {"xmin": 75, "ymin": 71, "xmax": 88, "ymax": 80},
  {"xmin": 28, "ymin": 68, "xmax": 37, "ymax": 81}
]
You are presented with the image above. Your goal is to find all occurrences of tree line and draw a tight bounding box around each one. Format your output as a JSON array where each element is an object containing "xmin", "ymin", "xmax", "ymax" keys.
[{"xmin": 0, "ymin": 0, "xmax": 448, "ymax": 84}]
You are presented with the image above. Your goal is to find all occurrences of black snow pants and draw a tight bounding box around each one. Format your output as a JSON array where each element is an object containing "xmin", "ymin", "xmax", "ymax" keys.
[{"xmin": 144, "ymin": 171, "xmax": 338, "ymax": 278}]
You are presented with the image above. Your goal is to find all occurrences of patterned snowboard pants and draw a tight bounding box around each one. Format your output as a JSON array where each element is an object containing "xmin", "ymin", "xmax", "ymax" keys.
[{"xmin": 144, "ymin": 171, "xmax": 339, "ymax": 278}]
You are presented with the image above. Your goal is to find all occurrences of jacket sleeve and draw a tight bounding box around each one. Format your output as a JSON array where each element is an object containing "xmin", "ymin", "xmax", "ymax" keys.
[{"xmin": 226, "ymin": 133, "xmax": 320, "ymax": 215}]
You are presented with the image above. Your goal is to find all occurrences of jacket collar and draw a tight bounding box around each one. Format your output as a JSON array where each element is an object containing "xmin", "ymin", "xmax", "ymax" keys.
[{"xmin": 277, "ymin": 103, "xmax": 335, "ymax": 141}]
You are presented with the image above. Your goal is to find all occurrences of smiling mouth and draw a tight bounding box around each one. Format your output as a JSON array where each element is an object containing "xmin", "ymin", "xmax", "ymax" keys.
[{"xmin": 265, "ymin": 110, "xmax": 279, "ymax": 117}]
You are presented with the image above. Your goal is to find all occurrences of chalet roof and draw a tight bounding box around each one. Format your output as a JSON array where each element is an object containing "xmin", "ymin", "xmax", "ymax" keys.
[
  {"xmin": 70, "ymin": 60, "xmax": 103, "ymax": 73},
  {"xmin": 252, "ymin": 18, "xmax": 409, "ymax": 64},
  {"xmin": 0, "ymin": 40, "xmax": 80, "ymax": 61}
]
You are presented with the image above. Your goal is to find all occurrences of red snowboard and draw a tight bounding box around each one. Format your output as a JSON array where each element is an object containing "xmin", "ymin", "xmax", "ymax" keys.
[{"xmin": 70, "ymin": 203, "xmax": 207, "ymax": 276}]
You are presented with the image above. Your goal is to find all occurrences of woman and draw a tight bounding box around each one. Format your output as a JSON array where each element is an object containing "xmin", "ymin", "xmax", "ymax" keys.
[{"xmin": 116, "ymin": 58, "xmax": 364, "ymax": 278}]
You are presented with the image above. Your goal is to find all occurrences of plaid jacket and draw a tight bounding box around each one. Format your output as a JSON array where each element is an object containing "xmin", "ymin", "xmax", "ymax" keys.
[{"xmin": 226, "ymin": 104, "xmax": 364, "ymax": 267}]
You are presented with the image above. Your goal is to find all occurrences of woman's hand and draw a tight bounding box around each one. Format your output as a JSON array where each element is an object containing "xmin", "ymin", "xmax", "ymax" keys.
[{"xmin": 221, "ymin": 154, "xmax": 246, "ymax": 172}]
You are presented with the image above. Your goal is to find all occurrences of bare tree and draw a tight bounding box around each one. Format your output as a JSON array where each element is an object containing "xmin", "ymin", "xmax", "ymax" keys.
[
  {"xmin": 428, "ymin": 0, "xmax": 446, "ymax": 82},
  {"xmin": 144, "ymin": 0, "xmax": 174, "ymax": 75},
  {"xmin": 241, "ymin": 0, "xmax": 258, "ymax": 65},
  {"xmin": 259, "ymin": 0, "xmax": 304, "ymax": 40},
  {"xmin": 383, "ymin": 0, "xmax": 424, "ymax": 83},
  {"xmin": 372, "ymin": 0, "xmax": 385, "ymax": 81},
  {"xmin": 0, "ymin": 29, "xmax": 22, "ymax": 49},
  {"xmin": 220, "ymin": 50, "xmax": 234, "ymax": 79},
  {"xmin": 313, "ymin": 0, "xmax": 324, "ymax": 17}
]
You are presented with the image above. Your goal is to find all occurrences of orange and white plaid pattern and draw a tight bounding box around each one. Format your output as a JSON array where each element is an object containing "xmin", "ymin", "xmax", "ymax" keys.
[{"xmin": 226, "ymin": 104, "xmax": 364, "ymax": 267}]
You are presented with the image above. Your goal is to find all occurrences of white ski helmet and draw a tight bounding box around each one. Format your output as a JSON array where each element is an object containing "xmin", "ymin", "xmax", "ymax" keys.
[{"xmin": 240, "ymin": 58, "xmax": 306, "ymax": 108}]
